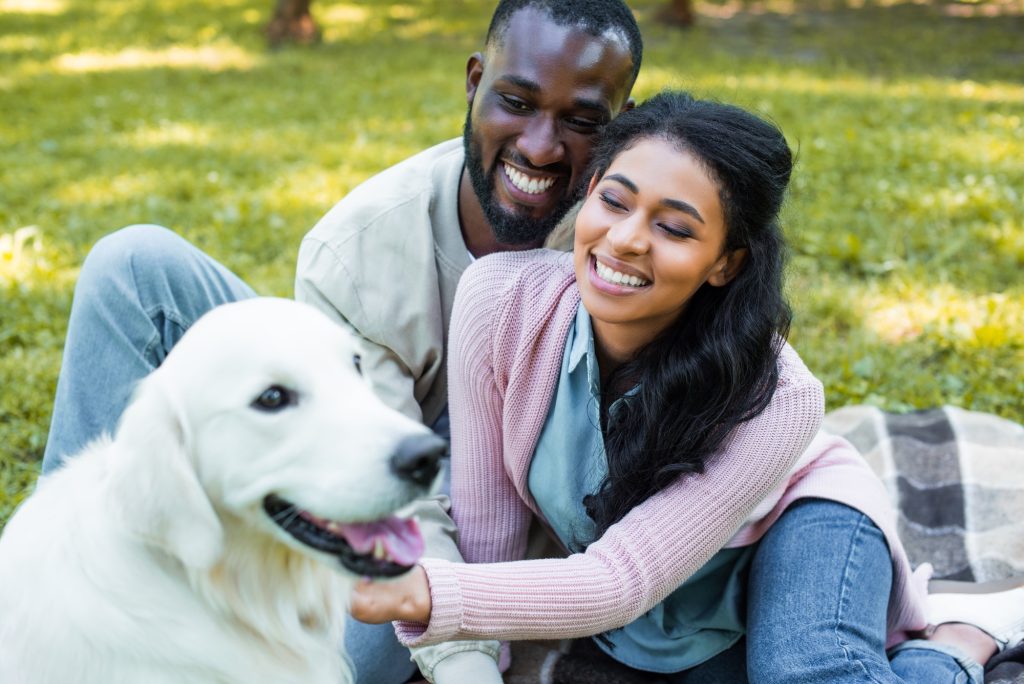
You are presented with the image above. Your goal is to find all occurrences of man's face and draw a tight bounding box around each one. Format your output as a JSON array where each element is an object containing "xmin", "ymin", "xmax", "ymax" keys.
[{"xmin": 463, "ymin": 8, "xmax": 635, "ymax": 245}]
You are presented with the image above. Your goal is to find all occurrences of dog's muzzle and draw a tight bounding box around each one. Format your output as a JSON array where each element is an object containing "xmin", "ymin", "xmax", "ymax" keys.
[{"xmin": 262, "ymin": 494, "xmax": 424, "ymax": 578}]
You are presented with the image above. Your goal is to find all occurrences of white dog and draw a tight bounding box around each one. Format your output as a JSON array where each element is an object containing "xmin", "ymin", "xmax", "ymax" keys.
[{"xmin": 0, "ymin": 298, "xmax": 445, "ymax": 684}]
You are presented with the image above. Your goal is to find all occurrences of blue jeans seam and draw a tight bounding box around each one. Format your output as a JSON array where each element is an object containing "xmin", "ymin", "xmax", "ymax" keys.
[
  {"xmin": 126, "ymin": 248, "xmax": 191, "ymax": 363},
  {"xmin": 834, "ymin": 511, "xmax": 887, "ymax": 684}
]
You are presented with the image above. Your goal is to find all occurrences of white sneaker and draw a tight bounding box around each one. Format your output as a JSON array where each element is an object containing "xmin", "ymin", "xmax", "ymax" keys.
[{"xmin": 927, "ymin": 578, "xmax": 1024, "ymax": 652}]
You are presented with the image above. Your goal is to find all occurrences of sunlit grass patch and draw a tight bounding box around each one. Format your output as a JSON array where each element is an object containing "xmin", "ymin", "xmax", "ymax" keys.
[
  {"xmin": 0, "ymin": 227, "xmax": 72, "ymax": 288},
  {"xmin": 51, "ymin": 43, "xmax": 263, "ymax": 74},
  {"xmin": 0, "ymin": 0, "xmax": 66, "ymax": 13},
  {"xmin": 862, "ymin": 285, "xmax": 1024, "ymax": 348}
]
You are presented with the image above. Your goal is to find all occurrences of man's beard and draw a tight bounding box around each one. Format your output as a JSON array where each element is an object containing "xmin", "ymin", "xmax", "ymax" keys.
[{"xmin": 462, "ymin": 111, "xmax": 582, "ymax": 246}]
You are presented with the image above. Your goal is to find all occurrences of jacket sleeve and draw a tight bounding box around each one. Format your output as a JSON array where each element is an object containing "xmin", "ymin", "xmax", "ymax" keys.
[
  {"xmin": 297, "ymin": 231, "xmax": 503, "ymax": 675},
  {"xmin": 398, "ymin": 342, "xmax": 825, "ymax": 645},
  {"xmin": 295, "ymin": 235, "xmax": 424, "ymax": 423}
]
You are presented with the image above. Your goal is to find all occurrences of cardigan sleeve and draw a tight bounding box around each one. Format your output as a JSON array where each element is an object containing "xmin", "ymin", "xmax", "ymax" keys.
[
  {"xmin": 394, "ymin": 255, "xmax": 539, "ymax": 645},
  {"xmin": 398, "ymin": 329, "xmax": 825, "ymax": 644}
]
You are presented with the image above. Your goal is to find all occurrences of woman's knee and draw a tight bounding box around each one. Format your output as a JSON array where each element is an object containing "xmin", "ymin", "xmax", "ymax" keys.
[{"xmin": 747, "ymin": 499, "xmax": 894, "ymax": 683}]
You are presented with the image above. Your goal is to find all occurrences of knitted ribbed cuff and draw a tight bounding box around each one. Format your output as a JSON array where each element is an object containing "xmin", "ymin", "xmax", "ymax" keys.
[{"xmin": 394, "ymin": 557, "xmax": 463, "ymax": 646}]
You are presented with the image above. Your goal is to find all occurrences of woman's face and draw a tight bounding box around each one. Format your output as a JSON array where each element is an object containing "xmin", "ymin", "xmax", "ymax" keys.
[{"xmin": 573, "ymin": 137, "xmax": 742, "ymax": 356}]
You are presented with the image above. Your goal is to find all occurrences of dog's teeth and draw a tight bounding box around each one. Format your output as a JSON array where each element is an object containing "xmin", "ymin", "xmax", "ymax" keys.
[
  {"xmin": 326, "ymin": 521, "xmax": 342, "ymax": 534},
  {"xmin": 373, "ymin": 539, "xmax": 386, "ymax": 561}
]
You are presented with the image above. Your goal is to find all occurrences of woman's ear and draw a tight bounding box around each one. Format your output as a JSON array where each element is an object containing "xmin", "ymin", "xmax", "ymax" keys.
[{"xmin": 708, "ymin": 248, "xmax": 748, "ymax": 287}]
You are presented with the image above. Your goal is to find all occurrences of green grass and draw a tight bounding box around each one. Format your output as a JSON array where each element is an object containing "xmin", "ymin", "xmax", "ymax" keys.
[{"xmin": 2, "ymin": 0, "xmax": 1022, "ymax": 525}]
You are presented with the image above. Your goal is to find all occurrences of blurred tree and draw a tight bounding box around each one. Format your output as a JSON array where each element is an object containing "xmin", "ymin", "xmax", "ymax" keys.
[
  {"xmin": 660, "ymin": 0, "xmax": 696, "ymax": 26},
  {"xmin": 265, "ymin": 0, "xmax": 321, "ymax": 47}
]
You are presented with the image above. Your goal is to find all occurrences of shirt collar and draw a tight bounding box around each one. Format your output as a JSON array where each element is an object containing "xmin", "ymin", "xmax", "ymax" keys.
[{"xmin": 568, "ymin": 303, "xmax": 601, "ymax": 397}]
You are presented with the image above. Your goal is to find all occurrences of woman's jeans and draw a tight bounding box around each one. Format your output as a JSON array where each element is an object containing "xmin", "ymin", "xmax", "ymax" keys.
[
  {"xmin": 669, "ymin": 499, "xmax": 984, "ymax": 684},
  {"xmin": 41, "ymin": 225, "xmax": 418, "ymax": 684}
]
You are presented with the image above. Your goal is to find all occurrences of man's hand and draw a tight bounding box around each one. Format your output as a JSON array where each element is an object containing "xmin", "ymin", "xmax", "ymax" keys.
[{"xmin": 349, "ymin": 565, "xmax": 432, "ymax": 624}]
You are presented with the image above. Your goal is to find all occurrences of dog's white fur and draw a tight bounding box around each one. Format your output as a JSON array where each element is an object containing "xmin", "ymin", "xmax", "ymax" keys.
[{"xmin": 0, "ymin": 298, "xmax": 437, "ymax": 684}]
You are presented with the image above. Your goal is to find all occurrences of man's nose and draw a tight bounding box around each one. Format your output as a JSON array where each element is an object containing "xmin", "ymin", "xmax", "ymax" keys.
[{"xmin": 516, "ymin": 116, "xmax": 565, "ymax": 169}]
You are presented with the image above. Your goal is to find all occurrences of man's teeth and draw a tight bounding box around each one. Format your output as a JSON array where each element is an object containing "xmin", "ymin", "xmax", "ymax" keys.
[
  {"xmin": 504, "ymin": 163, "xmax": 555, "ymax": 195},
  {"xmin": 595, "ymin": 260, "xmax": 649, "ymax": 288}
]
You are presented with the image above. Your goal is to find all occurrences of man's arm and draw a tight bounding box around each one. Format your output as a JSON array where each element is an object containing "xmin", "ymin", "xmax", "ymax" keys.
[
  {"xmin": 295, "ymin": 235, "xmax": 502, "ymax": 682},
  {"xmin": 295, "ymin": 235, "xmax": 425, "ymax": 422}
]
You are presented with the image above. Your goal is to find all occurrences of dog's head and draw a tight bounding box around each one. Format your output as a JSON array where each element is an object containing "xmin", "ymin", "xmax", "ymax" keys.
[{"xmin": 109, "ymin": 298, "xmax": 444, "ymax": 578}]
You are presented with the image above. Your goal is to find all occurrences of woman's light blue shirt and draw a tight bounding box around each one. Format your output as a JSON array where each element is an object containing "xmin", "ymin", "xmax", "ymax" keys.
[{"xmin": 528, "ymin": 303, "xmax": 753, "ymax": 673}]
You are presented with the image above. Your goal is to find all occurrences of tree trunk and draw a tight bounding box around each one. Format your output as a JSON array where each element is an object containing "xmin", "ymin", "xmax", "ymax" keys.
[
  {"xmin": 661, "ymin": 0, "xmax": 696, "ymax": 27},
  {"xmin": 265, "ymin": 0, "xmax": 321, "ymax": 48}
]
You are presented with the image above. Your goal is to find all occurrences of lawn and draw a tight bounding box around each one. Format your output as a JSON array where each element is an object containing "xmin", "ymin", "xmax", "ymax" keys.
[{"xmin": 1, "ymin": 0, "xmax": 1022, "ymax": 525}]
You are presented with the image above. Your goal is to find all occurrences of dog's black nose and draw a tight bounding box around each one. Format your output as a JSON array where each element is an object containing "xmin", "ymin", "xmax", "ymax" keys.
[{"xmin": 390, "ymin": 434, "xmax": 446, "ymax": 487}]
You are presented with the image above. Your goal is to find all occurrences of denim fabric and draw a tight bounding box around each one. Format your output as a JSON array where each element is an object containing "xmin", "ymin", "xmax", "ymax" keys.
[
  {"xmin": 39, "ymin": 225, "xmax": 418, "ymax": 684},
  {"xmin": 748, "ymin": 499, "xmax": 983, "ymax": 682},
  {"xmin": 42, "ymin": 225, "xmax": 257, "ymax": 472},
  {"xmin": 663, "ymin": 499, "xmax": 984, "ymax": 684}
]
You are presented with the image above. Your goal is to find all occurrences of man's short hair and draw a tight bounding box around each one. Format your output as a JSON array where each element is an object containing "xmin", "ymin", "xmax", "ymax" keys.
[{"xmin": 485, "ymin": 0, "xmax": 643, "ymax": 86}]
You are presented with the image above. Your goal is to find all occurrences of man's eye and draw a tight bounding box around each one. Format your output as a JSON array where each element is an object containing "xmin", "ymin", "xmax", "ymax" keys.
[
  {"xmin": 566, "ymin": 117, "xmax": 602, "ymax": 133},
  {"xmin": 252, "ymin": 385, "xmax": 295, "ymax": 412},
  {"xmin": 500, "ymin": 94, "xmax": 531, "ymax": 112},
  {"xmin": 353, "ymin": 353, "xmax": 362, "ymax": 375}
]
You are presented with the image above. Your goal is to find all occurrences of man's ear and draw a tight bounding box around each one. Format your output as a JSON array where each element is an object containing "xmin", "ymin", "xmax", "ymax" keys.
[
  {"xmin": 466, "ymin": 52, "xmax": 484, "ymax": 105},
  {"xmin": 708, "ymin": 248, "xmax": 748, "ymax": 287}
]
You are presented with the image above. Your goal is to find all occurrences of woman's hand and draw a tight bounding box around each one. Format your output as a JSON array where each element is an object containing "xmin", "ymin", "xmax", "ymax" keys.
[{"xmin": 348, "ymin": 564, "xmax": 432, "ymax": 624}]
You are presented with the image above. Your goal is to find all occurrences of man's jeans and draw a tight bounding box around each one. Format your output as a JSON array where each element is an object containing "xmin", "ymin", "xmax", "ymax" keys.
[
  {"xmin": 41, "ymin": 225, "xmax": 418, "ymax": 684},
  {"xmin": 668, "ymin": 499, "xmax": 984, "ymax": 684}
]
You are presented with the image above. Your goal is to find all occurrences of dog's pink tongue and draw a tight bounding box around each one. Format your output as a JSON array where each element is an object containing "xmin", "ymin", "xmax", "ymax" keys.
[{"xmin": 339, "ymin": 517, "xmax": 424, "ymax": 566}]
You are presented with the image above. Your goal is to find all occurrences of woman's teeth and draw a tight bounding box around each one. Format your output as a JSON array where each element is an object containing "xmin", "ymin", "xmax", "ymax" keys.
[
  {"xmin": 504, "ymin": 163, "xmax": 555, "ymax": 195},
  {"xmin": 595, "ymin": 260, "xmax": 649, "ymax": 288}
]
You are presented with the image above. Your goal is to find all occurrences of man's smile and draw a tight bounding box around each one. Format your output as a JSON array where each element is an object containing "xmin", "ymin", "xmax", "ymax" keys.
[{"xmin": 503, "ymin": 162, "xmax": 557, "ymax": 195}]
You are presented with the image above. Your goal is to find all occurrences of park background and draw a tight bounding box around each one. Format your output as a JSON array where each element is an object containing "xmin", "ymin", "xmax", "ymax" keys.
[{"xmin": 1, "ymin": 0, "xmax": 1021, "ymax": 524}]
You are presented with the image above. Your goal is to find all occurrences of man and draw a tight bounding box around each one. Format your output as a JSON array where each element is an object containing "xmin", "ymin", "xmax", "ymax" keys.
[{"xmin": 41, "ymin": 1, "xmax": 641, "ymax": 681}]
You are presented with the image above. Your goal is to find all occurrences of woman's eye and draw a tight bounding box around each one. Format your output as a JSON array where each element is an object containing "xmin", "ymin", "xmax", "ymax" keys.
[
  {"xmin": 353, "ymin": 353, "xmax": 363, "ymax": 375},
  {"xmin": 660, "ymin": 224, "xmax": 693, "ymax": 239},
  {"xmin": 252, "ymin": 385, "xmax": 294, "ymax": 412},
  {"xmin": 599, "ymin": 191, "xmax": 626, "ymax": 211}
]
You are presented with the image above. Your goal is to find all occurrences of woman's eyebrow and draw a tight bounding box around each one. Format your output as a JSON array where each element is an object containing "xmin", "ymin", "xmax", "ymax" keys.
[
  {"xmin": 604, "ymin": 173, "xmax": 638, "ymax": 193},
  {"xmin": 604, "ymin": 173, "xmax": 705, "ymax": 224},
  {"xmin": 662, "ymin": 198, "xmax": 705, "ymax": 224}
]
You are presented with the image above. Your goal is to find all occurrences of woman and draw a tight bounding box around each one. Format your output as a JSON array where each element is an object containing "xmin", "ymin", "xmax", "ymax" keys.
[{"xmin": 352, "ymin": 91, "xmax": 1023, "ymax": 682}]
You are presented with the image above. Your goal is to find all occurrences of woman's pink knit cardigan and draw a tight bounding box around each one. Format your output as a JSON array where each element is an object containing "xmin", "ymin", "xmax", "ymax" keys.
[{"xmin": 396, "ymin": 251, "xmax": 929, "ymax": 649}]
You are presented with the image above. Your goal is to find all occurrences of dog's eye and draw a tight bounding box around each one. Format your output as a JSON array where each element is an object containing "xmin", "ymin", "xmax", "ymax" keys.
[
  {"xmin": 252, "ymin": 385, "xmax": 294, "ymax": 412},
  {"xmin": 352, "ymin": 354, "xmax": 362, "ymax": 376}
]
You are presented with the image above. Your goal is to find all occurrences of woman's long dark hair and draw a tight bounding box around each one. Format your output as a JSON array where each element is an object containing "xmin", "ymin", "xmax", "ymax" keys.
[{"xmin": 580, "ymin": 91, "xmax": 794, "ymax": 544}]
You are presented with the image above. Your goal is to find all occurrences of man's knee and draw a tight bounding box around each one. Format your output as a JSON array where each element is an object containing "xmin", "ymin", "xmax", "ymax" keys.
[
  {"xmin": 82, "ymin": 225, "xmax": 186, "ymax": 284},
  {"xmin": 77, "ymin": 225, "xmax": 214, "ymax": 309}
]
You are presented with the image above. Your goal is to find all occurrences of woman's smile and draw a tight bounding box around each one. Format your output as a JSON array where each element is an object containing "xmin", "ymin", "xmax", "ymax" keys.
[{"xmin": 573, "ymin": 137, "xmax": 740, "ymax": 359}]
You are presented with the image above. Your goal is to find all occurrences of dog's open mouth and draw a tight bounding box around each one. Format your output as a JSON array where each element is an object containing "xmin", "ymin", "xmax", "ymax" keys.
[{"xmin": 263, "ymin": 494, "xmax": 424, "ymax": 578}]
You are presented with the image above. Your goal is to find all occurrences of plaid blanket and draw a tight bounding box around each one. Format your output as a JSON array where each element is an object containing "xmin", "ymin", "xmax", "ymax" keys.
[{"xmin": 501, "ymin": 406, "xmax": 1024, "ymax": 684}]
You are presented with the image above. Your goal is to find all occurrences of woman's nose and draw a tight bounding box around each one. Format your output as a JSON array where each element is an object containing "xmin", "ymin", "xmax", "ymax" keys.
[{"xmin": 606, "ymin": 215, "xmax": 649, "ymax": 255}]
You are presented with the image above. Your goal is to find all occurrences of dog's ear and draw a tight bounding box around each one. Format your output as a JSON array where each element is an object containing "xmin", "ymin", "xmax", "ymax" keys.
[{"xmin": 109, "ymin": 373, "xmax": 224, "ymax": 569}]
